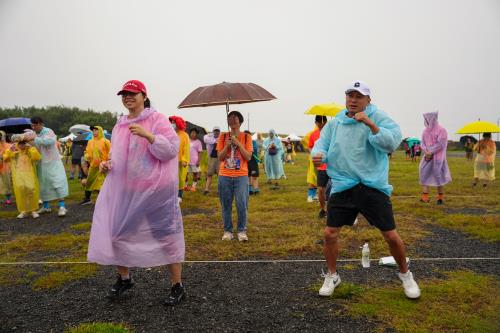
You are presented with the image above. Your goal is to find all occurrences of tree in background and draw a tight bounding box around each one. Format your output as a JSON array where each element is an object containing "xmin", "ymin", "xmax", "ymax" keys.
[{"xmin": 0, "ymin": 106, "xmax": 117, "ymax": 135}]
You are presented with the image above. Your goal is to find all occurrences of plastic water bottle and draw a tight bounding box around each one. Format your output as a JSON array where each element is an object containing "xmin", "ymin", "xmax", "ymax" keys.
[{"xmin": 361, "ymin": 242, "xmax": 370, "ymax": 268}]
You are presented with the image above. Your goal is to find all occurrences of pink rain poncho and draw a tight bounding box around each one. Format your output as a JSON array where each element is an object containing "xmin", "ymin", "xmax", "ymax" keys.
[
  {"xmin": 419, "ymin": 112, "xmax": 452, "ymax": 186},
  {"xmin": 87, "ymin": 108, "xmax": 185, "ymax": 268}
]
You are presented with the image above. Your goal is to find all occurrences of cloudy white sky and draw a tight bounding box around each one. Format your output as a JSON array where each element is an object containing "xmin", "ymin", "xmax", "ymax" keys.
[{"xmin": 0, "ymin": 0, "xmax": 499, "ymax": 139}]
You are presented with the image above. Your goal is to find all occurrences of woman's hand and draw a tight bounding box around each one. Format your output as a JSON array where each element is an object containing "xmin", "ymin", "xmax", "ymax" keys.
[
  {"xmin": 129, "ymin": 124, "xmax": 155, "ymax": 143},
  {"xmin": 99, "ymin": 160, "xmax": 112, "ymax": 173}
]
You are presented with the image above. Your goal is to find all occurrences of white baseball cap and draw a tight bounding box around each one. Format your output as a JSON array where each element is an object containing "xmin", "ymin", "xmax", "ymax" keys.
[
  {"xmin": 212, "ymin": 126, "xmax": 221, "ymax": 132},
  {"xmin": 345, "ymin": 81, "xmax": 371, "ymax": 96}
]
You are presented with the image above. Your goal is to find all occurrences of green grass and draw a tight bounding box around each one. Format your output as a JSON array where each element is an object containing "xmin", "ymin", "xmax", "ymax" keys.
[
  {"xmin": 347, "ymin": 271, "xmax": 500, "ymax": 333},
  {"xmin": 66, "ymin": 322, "xmax": 133, "ymax": 333}
]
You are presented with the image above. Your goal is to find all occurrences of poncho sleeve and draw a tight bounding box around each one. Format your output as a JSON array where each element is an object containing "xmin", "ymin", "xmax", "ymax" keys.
[
  {"xmin": 367, "ymin": 113, "xmax": 402, "ymax": 153},
  {"xmin": 28, "ymin": 147, "xmax": 41, "ymax": 161},
  {"xmin": 425, "ymin": 128, "xmax": 448, "ymax": 155},
  {"xmin": 311, "ymin": 121, "xmax": 334, "ymax": 163},
  {"xmin": 148, "ymin": 117, "xmax": 180, "ymax": 162},
  {"xmin": 34, "ymin": 130, "xmax": 56, "ymax": 146}
]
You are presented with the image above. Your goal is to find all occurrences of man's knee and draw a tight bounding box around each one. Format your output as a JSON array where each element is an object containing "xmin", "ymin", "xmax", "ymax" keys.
[
  {"xmin": 382, "ymin": 230, "xmax": 402, "ymax": 245},
  {"xmin": 324, "ymin": 227, "xmax": 340, "ymax": 243}
]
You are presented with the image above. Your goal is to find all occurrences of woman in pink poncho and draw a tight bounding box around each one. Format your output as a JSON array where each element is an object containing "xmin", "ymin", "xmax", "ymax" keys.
[
  {"xmin": 87, "ymin": 80, "xmax": 186, "ymax": 306},
  {"xmin": 418, "ymin": 112, "xmax": 452, "ymax": 204}
]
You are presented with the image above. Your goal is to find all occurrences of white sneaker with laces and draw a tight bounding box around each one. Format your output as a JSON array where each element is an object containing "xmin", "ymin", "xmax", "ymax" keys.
[
  {"xmin": 398, "ymin": 270, "xmax": 421, "ymax": 299},
  {"xmin": 319, "ymin": 271, "xmax": 341, "ymax": 296},
  {"xmin": 237, "ymin": 232, "xmax": 248, "ymax": 242},
  {"xmin": 31, "ymin": 212, "xmax": 39, "ymax": 219},
  {"xmin": 17, "ymin": 212, "xmax": 28, "ymax": 219},
  {"xmin": 221, "ymin": 232, "xmax": 233, "ymax": 241},
  {"xmin": 58, "ymin": 207, "xmax": 67, "ymax": 217},
  {"xmin": 37, "ymin": 207, "xmax": 52, "ymax": 214}
]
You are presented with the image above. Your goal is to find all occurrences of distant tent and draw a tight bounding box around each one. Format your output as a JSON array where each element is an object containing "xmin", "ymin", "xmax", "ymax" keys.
[{"xmin": 284, "ymin": 133, "xmax": 301, "ymax": 142}]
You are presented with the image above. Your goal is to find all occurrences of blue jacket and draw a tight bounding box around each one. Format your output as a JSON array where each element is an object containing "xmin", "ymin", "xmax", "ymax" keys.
[{"xmin": 311, "ymin": 104, "xmax": 402, "ymax": 196}]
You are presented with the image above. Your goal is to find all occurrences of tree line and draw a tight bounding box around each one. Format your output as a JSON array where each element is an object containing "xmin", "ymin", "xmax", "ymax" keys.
[{"xmin": 0, "ymin": 106, "xmax": 118, "ymax": 135}]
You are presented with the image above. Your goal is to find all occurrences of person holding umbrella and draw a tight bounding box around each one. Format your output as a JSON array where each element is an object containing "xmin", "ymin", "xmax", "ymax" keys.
[
  {"xmin": 30, "ymin": 116, "xmax": 69, "ymax": 217},
  {"xmin": 217, "ymin": 111, "xmax": 253, "ymax": 241},
  {"xmin": 87, "ymin": 80, "xmax": 186, "ymax": 306},
  {"xmin": 80, "ymin": 126, "xmax": 111, "ymax": 205},
  {"xmin": 312, "ymin": 81, "xmax": 420, "ymax": 299},
  {"xmin": 418, "ymin": 112, "xmax": 452, "ymax": 205},
  {"xmin": 472, "ymin": 132, "xmax": 496, "ymax": 187}
]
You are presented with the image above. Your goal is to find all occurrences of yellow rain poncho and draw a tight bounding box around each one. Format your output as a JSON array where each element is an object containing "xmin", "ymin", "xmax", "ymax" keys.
[
  {"xmin": 177, "ymin": 130, "xmax": 190, "ymax": 188},
  {"xmin": 302, "ymin": 128, "xmax": 317, "ymax": 186},
  {"xmin": 0, "ymin": 133, "xmax": 12, "ymax": 195},
  {"xmin": 3, "ymin": 145, "xmax": 41, "ymax": 212},
  {"xmin": 84, "ymin": 126, "xmax": 111, "ymax": 191}
]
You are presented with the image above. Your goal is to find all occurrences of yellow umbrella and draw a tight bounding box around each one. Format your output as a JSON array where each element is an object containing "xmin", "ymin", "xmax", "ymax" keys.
[
  {"xmin": 456, "ymin": 121, "xmax": 500, "ymax": 134},
  {"xmin": 305, "ymin": 103, "xmax": 345, "ymax": 117}
]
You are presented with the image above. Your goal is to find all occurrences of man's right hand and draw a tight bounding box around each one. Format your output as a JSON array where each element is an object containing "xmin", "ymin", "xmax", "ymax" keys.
[{"xmin": 312, "ymin": 153, "xmax": 324, "ymax": 167}]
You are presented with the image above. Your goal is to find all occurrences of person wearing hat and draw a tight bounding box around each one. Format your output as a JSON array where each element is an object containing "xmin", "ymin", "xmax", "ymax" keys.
[
  {"xmin": 79, "ymin": 125, "xmax": 111, "ymax": 205},
  {"xmin": 312, "ymin": 81, "xmax": 421, "ymax": 299},
  {"xmin": 308, "ymin": 115, "xmax": 328, "ymax": 219},
  {"xmin": 216, "ymin": 111, "xmax": 253, "ymax": 241},
  {"xmin": 30, "ymin": 116, "xmax": 69, "ymax": 217},
  {"xmin": 87, "ymin": 80, "xmax": 186, "ymax": 306},
  {"xmin": 203, "ymin": 126, "xmax": 221, "ymax": 195},
  {"xmin": 169, "ymin": 115, "xmax": 190, "ymax": 202}
]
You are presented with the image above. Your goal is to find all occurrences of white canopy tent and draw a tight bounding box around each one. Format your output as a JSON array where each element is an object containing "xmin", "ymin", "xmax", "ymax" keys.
[
  {"xmin": 69, "ymin": 124, "xmax": 91, "ymax": 135},
  {"xmin": 284, "ymin": 133, "xmax": 301, "ymax": 142},
  {"xmin": 59, "ymin": 133, "xmax": 77, "ymax": 142}
]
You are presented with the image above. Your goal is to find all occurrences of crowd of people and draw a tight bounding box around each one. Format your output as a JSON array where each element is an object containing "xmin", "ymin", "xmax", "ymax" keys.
[{"xmin": 0, "ymin": 79, "xmax": 496, "ymax": 307}]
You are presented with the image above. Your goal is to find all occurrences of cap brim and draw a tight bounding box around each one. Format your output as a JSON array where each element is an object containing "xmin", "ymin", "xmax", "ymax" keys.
[
  {"xmin": 345, "ymin": 88, "xmax": 369, "ymax": 96},
  {"xmin": 117, "ymin": 89, "xmax": 142, "ymax": 96}
]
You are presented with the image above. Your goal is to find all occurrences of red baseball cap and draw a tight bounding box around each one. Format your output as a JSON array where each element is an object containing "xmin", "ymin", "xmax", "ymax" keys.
[{"xmin": 117, "ymin": 80, "xmax": 147, "ymax": 96}]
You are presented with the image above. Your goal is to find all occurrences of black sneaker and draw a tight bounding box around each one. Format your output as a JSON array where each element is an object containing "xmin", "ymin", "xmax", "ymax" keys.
[
  {"xmin": 164, "ymin": 283, "xmax": 186, "ymax": 306},
  {"xmin": 318, "ymin": 209, "xmax": 327, "ymax": 219},
  {"xmin": 436, "ymin": 199, "xmax": 444, "ymax": 205},
  {"xmin": 107, "ymin": 275, "xmax": 134, "ymax": 298},
  {"xmin": 79, "ymin": 198, "xmax": 92, "ymax": 206}
]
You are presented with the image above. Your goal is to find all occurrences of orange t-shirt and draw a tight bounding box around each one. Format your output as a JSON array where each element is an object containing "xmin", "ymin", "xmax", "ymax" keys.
[
  {"xmin": 216, "ymin": 132, "xmax": 253, "ymax": 177},
  {"xmin": 309, "ymin": 128, "xmax": 327, "ymax": 171}
]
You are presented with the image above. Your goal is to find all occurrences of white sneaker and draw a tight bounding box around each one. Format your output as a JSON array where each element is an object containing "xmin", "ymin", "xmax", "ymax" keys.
[
  {"xmin": 37, "ymin": 207, "xmax": 52, "ymax": 214},
  {"xmin": 178, "ymin": 197, "xmax": 182, "ymax": 204},
  {"xmin": 398, "ymin": 270, "xmax": 421, "ymax": 299},
  {"xmin": 313, "ymin": 195, "xmax": 319, "ymax": 201},
  {"xmin": 31, "ymin": 212, "xmax": 39, "ymax": 219},
  {"xmin": 237, "ymin": 231, "xmax": 248, "ymax": 242},
  {"xmin": 307, "ymin": 196, "xmax": 314, "ymax": 203},
  {"xmin": 17, "ymin": 212, "xmax": 28, "ymax": 219},
  {"xmin": 221, "ymin": 232, "xmax": 233, "ymax": 241},
  {"xmin": 319, "ymin": 271, "xmax": 341, "ymax": 296},
  {"xmin": 58, "ymin": 207, "xmax": 67, "ymax": 217}
]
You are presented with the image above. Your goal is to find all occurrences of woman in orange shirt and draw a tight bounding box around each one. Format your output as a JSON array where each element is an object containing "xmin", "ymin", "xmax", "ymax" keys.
[{"xmin": 216, "ymin": 111, "xmax": 253, "ymax": 242}]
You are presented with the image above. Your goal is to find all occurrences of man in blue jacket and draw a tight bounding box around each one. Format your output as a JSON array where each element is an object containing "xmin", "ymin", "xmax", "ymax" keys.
[{"xmin": 311, "ymin": 81, "xmax": 420, "ymax": 299}]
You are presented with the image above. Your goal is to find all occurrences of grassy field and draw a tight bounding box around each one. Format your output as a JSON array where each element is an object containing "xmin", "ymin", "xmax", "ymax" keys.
[{"xmin": 0, "ymin": 150, "xmax": 499, "ymax": 332}]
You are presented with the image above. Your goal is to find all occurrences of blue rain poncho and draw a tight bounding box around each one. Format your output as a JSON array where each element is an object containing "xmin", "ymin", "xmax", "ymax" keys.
[
  {"xmin": 311, "ymin": 104, "xmax": 402, "ymax": 196},
  {"xmin": 263, "ymin": 129, "xmax": 285, "ymax": 180},
  {"xmin": 33, "ymin": 127, "xmax": 69, "ymax": 201}
]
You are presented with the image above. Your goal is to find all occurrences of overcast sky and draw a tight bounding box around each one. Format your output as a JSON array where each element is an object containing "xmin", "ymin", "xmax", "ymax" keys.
[{"xmin": 1, "ymin": 0, "xmax": 499, "ymax": 139}]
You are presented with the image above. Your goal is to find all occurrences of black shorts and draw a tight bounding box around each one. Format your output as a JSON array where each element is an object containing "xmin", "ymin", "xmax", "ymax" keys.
[
  {"xmin": 326, "ymin": 183, "xmax": 396, "ymax": 231},
  {"xmin": 317, "ymin": 170, "xmax": 329, "ymax": 187},
  {"xmin": 248, "ymin": 158, "xmax": 259, "ymax": 177},
  {"xmin": 71, "ymin": 158, "xmax": 81, "ymax": 165}
]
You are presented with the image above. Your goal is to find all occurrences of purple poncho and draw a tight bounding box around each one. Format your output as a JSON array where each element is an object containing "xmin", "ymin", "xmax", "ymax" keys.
[
  {"xmin": 87, "ymin": 108, "xmax": 185, "ymax": 267},
  {"xmin": 418, "ymin": 112, "xmax": 452, "ymax": 186}
]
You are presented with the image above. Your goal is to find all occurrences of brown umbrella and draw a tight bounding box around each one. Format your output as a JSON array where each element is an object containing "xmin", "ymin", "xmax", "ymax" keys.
[{"xmin": 178, "ymin": 82, "xmax": 276, "ymax": 113}]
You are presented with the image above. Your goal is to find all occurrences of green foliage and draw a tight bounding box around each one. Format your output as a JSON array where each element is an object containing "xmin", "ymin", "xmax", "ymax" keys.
[
  {"xmin": 67, "ymin": 322, "xmax": 133, "ymax": 333},
  {"xmin": 0, "ymin": 105, "xmax": 118, "ymax": 135}
]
